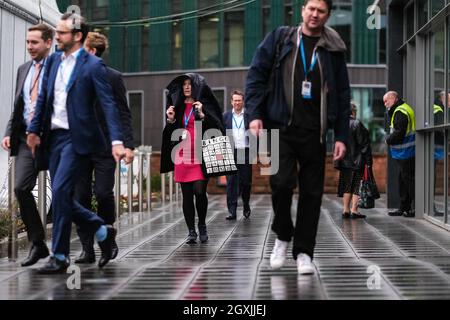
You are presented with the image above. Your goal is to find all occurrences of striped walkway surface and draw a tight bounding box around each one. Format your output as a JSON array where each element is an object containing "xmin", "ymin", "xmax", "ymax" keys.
[{"xmin": 0, "ymin": 194, "xmax": 450, "ymax": 300}]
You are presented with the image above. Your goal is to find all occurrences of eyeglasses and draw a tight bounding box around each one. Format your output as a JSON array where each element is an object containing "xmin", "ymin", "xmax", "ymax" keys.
[{"xmin": 55, "ymin": 30, "xmax": 74, "ymax": 35}]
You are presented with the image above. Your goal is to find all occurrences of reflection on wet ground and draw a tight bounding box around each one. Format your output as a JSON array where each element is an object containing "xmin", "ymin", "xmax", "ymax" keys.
[{"xmin": 1, "ymin": 194, "xmax": 450, "ymax": 300}]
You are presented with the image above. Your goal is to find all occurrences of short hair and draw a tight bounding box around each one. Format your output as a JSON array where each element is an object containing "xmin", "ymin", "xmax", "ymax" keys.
[
  {"xmin": 28, "ymin": 23, "xmax": 54, "ymax": 42},
  {"xmin": 384, "ymin": 91, "xmax": 399, "ymax": 100},
  {"xmin": 231, "ymin": 90, "xmax": 244, "ymax": 100},
  {"xmin": 60, "ymin": 12, "xmax": 89, "ymax": 44},
  {"xmin": 303, "ymin": 0, "xmax": 333, "ymax": 13},
  {"xmin": 85, "ymin": 32, "xmax": 109, "ymax": 57},
  {"xmin": 350, "ymin": 101, "xmax": 357, "ymax": 113}
]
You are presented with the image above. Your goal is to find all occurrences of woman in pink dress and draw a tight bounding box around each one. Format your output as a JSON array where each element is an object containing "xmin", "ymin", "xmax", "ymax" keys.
[{"xmin": 160, "ymin": 73, "xmax": 224, "ymax": 244}]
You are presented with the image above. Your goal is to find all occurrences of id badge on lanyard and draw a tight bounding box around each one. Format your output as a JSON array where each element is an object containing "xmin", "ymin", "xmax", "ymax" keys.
[
  {"xmin": 298, "ymin": 31, "xmax": 317, "ymax": 100},
  {"xmin": 182, "ymin": 107, "xmax": 195, "ymax": 140}
]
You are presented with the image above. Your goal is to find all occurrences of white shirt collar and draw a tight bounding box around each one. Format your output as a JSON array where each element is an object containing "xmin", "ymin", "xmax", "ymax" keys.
[
  {"xmin": 232, "ymin": 108, "xmax": 245, "ymax": 116},
  {"xmin": 61, "ymin": 48, "xmax": 82, "ymax": 61}
]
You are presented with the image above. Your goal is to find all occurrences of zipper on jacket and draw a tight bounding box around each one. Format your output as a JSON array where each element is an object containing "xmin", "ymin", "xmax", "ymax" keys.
[
  {"xmin": 317, "ymin": 51, "xmax": 325, "ymax": 145},
  {"xmin": 289, "ymin": 28, "xmax": 300, "ymax": 127}
]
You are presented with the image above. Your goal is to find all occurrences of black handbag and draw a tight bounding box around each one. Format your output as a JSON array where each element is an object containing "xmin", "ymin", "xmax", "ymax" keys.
[
  {"xmin": 358, "ymin": 165, "xmax": 377, "ymax": 209},
  {"xmin": 201, "ymin": 135, "xmax": 238, "ymax": 177}
]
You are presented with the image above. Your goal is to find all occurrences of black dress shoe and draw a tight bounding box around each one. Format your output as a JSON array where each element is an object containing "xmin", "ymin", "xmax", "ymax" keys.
[
  {"xmin": 186, "ymin": 229, "xmax": 197, "ymax": 244},
  {"xmin": 75, "ymin": 250, "xmax": 96, "ymax": 264},
  {"xmin": 342, "ymin": 212, "xmax": 351, "ymax": 219},
  {"xmin": 37, "ymin": 256, "xmax": 70, "ymax": 274},
  {"xmin": 111, "ymin": 240, "xmax": 119, "ymax": 260},
  {"xmin": 98, "ymin": 226, "xmax": 117, "ymax": 268},
  {"xmin": 243, "ymin": 207, "xmax": 251, "ymax": 219},
  {"xmin": 388, "ymin": 210, "xmax": 404, "ymax": 216},
  {"xmin": 226, "ymin": 214, "xmax": 236, "ymax": 220},
  {"xmin": 21, "ymin": 244, "xmax": 50, "ymax": 267},
  {"xmin": 198, "ymin": 225, "xmax": 208, "ymax": 243},
  {"xmin": 350, "ymin": 212, "xmax": 366, "ymax": 219}
]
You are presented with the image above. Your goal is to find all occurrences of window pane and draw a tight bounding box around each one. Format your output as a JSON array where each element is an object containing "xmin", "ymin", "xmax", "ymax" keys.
[
  {"xmin": 406, "ymin": 5, "xmax": 414, "ymax": 39},
  {"xmin": 171, "ymin": 0, "xmax": 182, "ymax": 70},
  {"xmin": 285, "ymin": 1, "xmax": 293, "ymax": 26},
  {"xmin": 224, "ymin": 10, "xmax": 244, "ymax": 67},
  {"xmin": 328, "ymin": 0, "xmax": 351, "ymax": 62},
  {"xmin": 263, "ymin": 0, "xmax": 270, "ymax": 37},
  {"xmin": 432, "ymin": 130, "xmax": 445, "ymax": 220},
  {"xmin": 433, "ymin": 29, "xmax": 445, "ymax": 124},
  {"xmin": 199, "ymin": 15, "xmax": 219, "ymax": 68},
  {"xmin": 141, "ymin": 26, "xmax": 149, "ymax": 71},
  {"xmin": 431, "ymin": 0, "xmax": 445, "ymax": 16},
  {"xmin": 418, "ymin": 0, "xmax": 428, "ymax": 30}
]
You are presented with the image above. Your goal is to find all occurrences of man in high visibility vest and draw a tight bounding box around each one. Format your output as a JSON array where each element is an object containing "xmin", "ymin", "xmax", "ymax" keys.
[{"xmin": 384, "ymin": 91, "xmax": 415, "ymax": 218}]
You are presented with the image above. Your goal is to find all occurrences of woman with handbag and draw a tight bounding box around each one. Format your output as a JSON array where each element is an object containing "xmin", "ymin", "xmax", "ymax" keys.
[
  {"xmin": 160, "ymin": 73, "xmax": 224, "ymax": 244},
  {"xmin": 334, "ymin": 102, "xmax": 374, "ymax": 219}
]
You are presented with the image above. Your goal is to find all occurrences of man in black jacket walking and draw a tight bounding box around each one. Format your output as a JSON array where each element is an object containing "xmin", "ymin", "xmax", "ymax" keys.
[
  {"xmin": 73, "ymin": 32, "xmax": 135, "ymax": 263},
  {"xmin": 245, "ymin": 0, "xmax": 350, "ymax": 275}
]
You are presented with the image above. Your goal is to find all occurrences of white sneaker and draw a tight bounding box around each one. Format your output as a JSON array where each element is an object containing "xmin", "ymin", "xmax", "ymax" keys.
[
  {"xmin": 270, "ymin": 239, "xmax": 288, "ymax": 270},
  {"xmin": 296, "ymin": 253, "xmax": 315, "ymax": 275}
]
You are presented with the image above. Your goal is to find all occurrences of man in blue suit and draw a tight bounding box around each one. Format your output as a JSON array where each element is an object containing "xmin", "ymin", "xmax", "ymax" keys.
[
  {"xmin": 27, "ymin": 13, "xmax": 125, "ymax": 274},
  {"xmin": 223, "ymin": 91, "xmax": 252, "ymax": 220}
]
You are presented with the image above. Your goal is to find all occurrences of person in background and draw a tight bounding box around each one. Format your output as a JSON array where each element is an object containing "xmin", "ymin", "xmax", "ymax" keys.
[
  {"xmin": 1, "ymin": 24, "xmax": 54, "ymax": 267},
  {"xmin": 73, "ymin": 32, "xmax": 135, "ymax": 264},
  {"xmin": 223, "ymin": 90, "xmax": 252, "ymax": 220},
  {"xmin": 384, "ymin": 91, "xmax": 415, "ymax": 218},
  {"xmin": 160, "ymin": 73, "xmax": 224, "ymax": 244},
  {"xmin": 335, "ymin": 102, "xmax": 372, "ymax": 219}
]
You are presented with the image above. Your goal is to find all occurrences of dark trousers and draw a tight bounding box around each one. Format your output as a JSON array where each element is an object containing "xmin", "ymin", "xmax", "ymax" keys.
[
  {"xmin": 270, "ymin": 127, "xmax": 325, "ymax": 261},
  {"xmin": 48, "ymin": 130, "xmax": 104, "ymax": 256},
  {"xmin": 396, "ymin": 157, "xmax": 415, "ymax": 212},
  {"xmin": 74, "ymin": 152, "xmax": 116, "ymax": 252},
  {"xmin": 226, "ymin": 148, "xmax": 252, "ymax": 216},
  {"xmin": 14, "ymin": 136, "xmax": 45, "ymax": 243}
]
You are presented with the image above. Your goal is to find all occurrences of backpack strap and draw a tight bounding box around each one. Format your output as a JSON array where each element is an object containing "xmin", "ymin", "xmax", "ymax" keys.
[{"xmin": 268, "ymin": 26, "xmax": 296, "ymax": 93}]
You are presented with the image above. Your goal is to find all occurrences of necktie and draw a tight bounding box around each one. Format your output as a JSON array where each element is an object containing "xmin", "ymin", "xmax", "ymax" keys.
[{"xmin": 29, "ymin": 62, "xmax": 42, "ymax": 123}]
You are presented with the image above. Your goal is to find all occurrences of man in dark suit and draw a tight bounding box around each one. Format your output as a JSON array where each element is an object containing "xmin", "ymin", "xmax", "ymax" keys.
[
  {"xmin": 73, "ymin": 32, "xmax": 135, "ymax": 264},
  {"xmin": 1, "ymin": 24, "xmax": 54, "ymax": 267},
  {"xmin": 223, "ymin": 91, "xmax": 252, "ymax": 220},
  {"xmin": 27, "ymin": 14, "xmax": 125, "ymax": 274}
]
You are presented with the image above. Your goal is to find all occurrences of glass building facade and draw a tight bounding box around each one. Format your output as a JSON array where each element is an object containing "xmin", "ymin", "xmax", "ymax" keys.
[
  {"xmin": 57, "ymin": 0, "xmax": 386, "ymax": 69},
  {"xmin": 388, "ymin": 0, "xmax": 450, "ymax": 228},
  {"xmin": 56, "ymin": 0, "xmax": 387, "ymax": 153}
]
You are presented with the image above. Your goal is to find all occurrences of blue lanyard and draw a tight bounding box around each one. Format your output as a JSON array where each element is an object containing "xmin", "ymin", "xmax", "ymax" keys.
[
  {"xmin": 184, "ymin": 107, "xmax": 195, "ymax": 128},
  {"xmin": 300, "ymin": 38, "xmax": 317, "ymax": 79},
  {"xmin": 233, "ymin": 115, "xmax": 244, "ymax": 129}
]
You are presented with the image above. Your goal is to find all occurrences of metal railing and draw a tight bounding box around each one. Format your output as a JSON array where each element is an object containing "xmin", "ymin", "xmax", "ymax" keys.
[{"xmin": 2, "ymin": 145, "xmax": 184, "ymax": 259}]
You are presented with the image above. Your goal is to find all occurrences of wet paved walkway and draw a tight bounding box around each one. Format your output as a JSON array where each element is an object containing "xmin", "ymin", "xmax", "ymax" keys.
[{"xmin": 1, "ymin": 194, "xmax": 450, "ymax": 300}]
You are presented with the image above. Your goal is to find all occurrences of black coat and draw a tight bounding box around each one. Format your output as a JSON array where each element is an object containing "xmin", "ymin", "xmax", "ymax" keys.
[
  {"xmin": 334, "ymin": 117, "xmax": 372, "ymax": 171},
  {"xmin": 94, "ymin": 67, "xmax": 135, "ymax": 152},
  {"xmin": 160, "ymin": 73, "xmax": 224, "ymax": 174}
]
